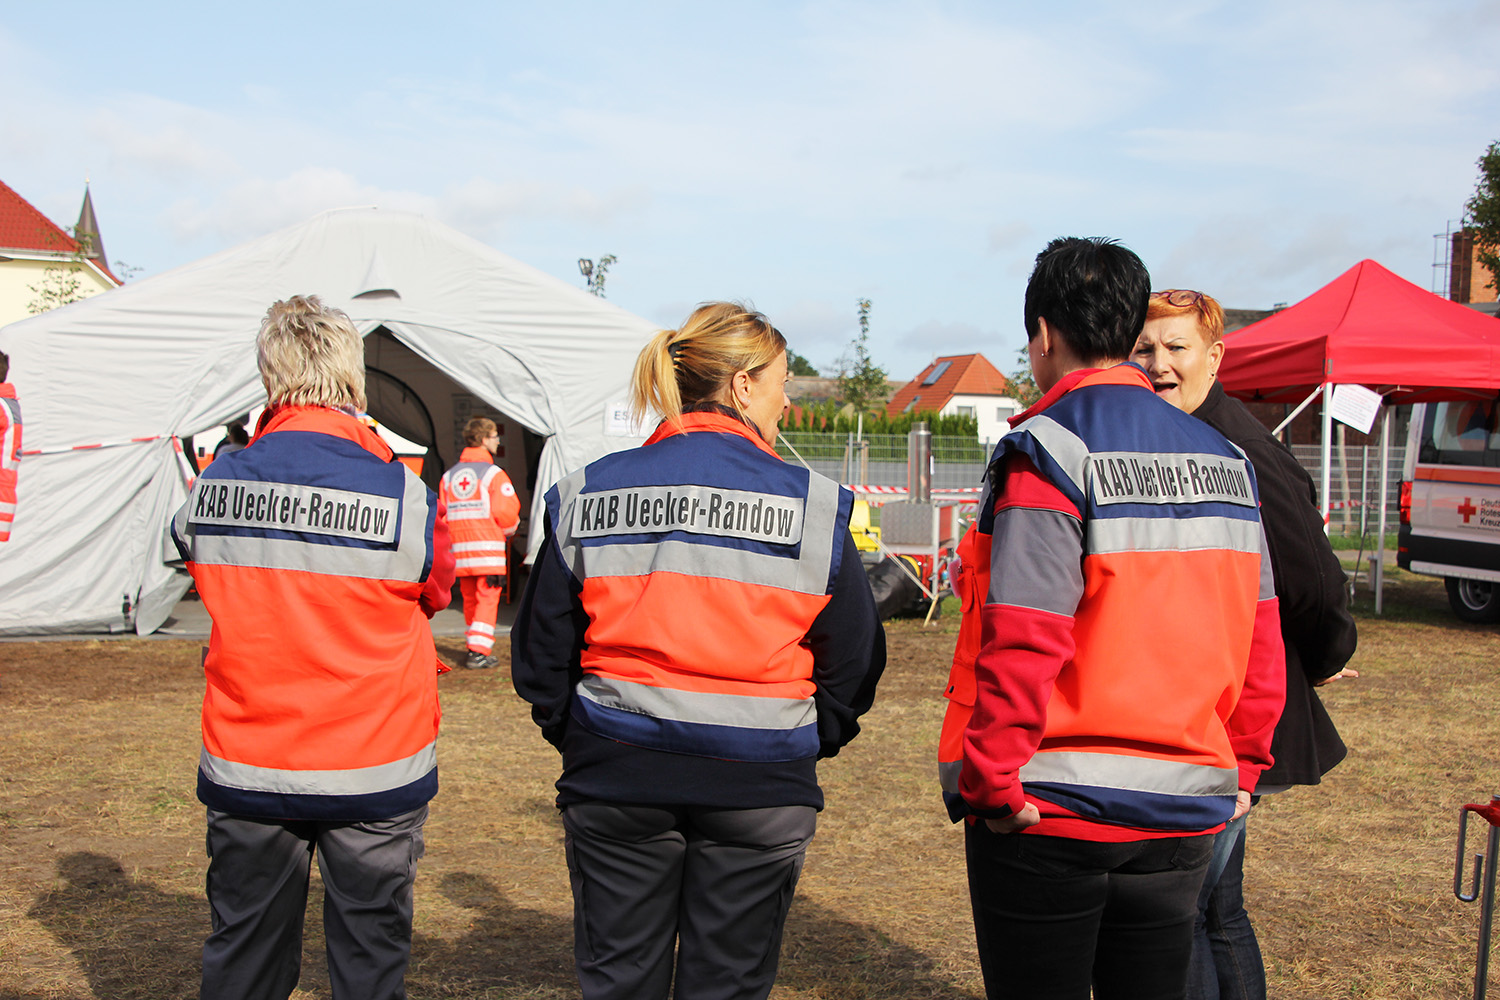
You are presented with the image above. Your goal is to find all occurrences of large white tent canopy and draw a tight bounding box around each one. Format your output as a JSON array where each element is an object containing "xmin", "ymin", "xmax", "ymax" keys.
[{"xmin": 0, "ymin": 207, "xmax": 658, "ymax": 635}]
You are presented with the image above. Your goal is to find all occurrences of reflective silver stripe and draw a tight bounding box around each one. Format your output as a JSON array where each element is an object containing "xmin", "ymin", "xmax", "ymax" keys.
[
  {"xmin": 1089, "ymin": 451, "xmax": 1257, "ymax": 509},
  {"xmin": 577, "ymin": 674, "xmax": 817, "ymax": 731},
  {"xmin": 186, "ymin": 478, "xmax": 399, "ymax": 543},
  {"xmin": 554, "ymin": 466, "xmax": 844, "ymax": 596},
  {"xmin": 470, "ymin": 621, "xmax": 495, "ymax": 636},
  {"xmin": 0, "ymin": 501, "xmax": 13, "ymax": 515},
  {"xmin": 181, "ymin": 470, "xmax": 432, "ymax": 583},
  {"xmin": 572, "ymin": 483, "xmax": 806, "ymax": 545},
  {"xmin": 200, "ymin": 741, "xmax": 436, "ymax": 796},
  {"xmin": 1019, "ymin": 750, "xmax": 1237, "ymax": 797},
  {"xmin": 1087, "ymin": 515, "xmax": 1263, "ymax": 556},
  {"xmin": 455, "ymin": 556, "xmax": 504, "ymax": 569},
  {"xmin": 0, "ymin": 398, "xmax": 18, "ymax": 468},
  {"xmin": 448, "ymin": 504, "xmax": 493, "ymax": 519},
  {"xmin": 452, "ymin": 541, "xmax": 506, "ymax": 553},
  {"xmin": 1012, "ymin": 415, "xmax": 1089, "ymax": 494},
  {"xmin": 988, "ymin": 506, "xmax": 1082, "ymax": 615},
  {"xmin": 1257, "ymin": 522, "xmax": 1276, "ymax": 600},
  {"xmin": 938, "ymin": 759, "xmax": 962, "ymax": 794}
]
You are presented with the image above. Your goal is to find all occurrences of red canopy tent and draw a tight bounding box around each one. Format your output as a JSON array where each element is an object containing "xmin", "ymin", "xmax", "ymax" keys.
[
  {"xmin": 1217, "ymin": 258, "xmax": 1500, "ymax": 611},
  {"xmin": 1219, "ymin": 258, "xmax": 1500, "ymax": 405}
]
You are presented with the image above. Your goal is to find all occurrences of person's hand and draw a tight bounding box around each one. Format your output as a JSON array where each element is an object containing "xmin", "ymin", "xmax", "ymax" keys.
[
  {"xmin": 1315, "ymin": 666, "xmax": 1360, "ymax": 686},
  {"xmin": 984, "ymin": 802, "xmax": 1041, "ymax": 834},
  {"xmin": 1231, "ymin": 790, "xmax": 1253, "ymax": 822}
]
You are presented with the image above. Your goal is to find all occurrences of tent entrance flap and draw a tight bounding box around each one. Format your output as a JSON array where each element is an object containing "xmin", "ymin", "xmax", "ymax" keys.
[{"xmin": 362, "ymin": 325, "xmax": 544, "ymax": 549}]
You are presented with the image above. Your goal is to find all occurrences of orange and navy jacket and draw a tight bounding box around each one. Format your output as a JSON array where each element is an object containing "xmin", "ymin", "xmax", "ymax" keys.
[
  {"xmin": 511, "ymin": 409, "xmax": 886, "ymax": 811},
  {"xmin": 0, "ymin": 383, "xmax": 20, "ymax": 542},
  {"xmin": 939, "ymin": 364, "xmax": 1285, "ymax": 840},
  {"xmin": 171, "ymin": 405, "xmax": 455, "ymax": 821},
  {"xmin": 440, "ymin": 445, "xmax": 520, "ymax": 576}
]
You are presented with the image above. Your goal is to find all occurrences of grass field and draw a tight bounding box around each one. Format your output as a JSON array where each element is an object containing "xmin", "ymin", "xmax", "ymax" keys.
[{"xmin": 1, "ymin": 568, "xmax": 1498, "ymax": 998}]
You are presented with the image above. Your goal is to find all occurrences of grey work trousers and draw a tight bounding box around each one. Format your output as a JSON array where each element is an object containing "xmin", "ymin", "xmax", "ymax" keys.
[
  {"xmin": 562, "ymin": 801, "xmax": 817, "ymax": 1000},
  {"xmin": 200, "ymin": 805, "xmax": 427, "ymax": 1000}
]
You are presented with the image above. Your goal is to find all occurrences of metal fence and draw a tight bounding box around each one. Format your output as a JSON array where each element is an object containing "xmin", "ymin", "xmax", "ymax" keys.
[{"xmin": 775, "ymin": 433, "xmax": 1406, "ymax": 535}]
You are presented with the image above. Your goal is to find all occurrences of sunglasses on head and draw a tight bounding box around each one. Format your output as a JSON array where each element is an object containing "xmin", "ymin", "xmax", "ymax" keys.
[{"xmin": 1150, "ymin": 289, "xmax": 1205, "ymax": 308}]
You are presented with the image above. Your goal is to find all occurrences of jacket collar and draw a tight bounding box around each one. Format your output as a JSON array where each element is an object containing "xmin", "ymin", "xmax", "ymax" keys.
[
  {"xmin": 253, "ymin": 405, "xmax": 395, "ymax": 461},
  {"xmin": 0, "ymin": 383, "xmax": 15, "ymax": 399},
  {"xmin": 644, "ymin": 410, "xmax": 780, "ymax": 458},
  {"xmin": 459, "ymin": 446, "xmax": 494, "ymax": 464},
  {"xmin": 1009, "ymin": 362, "xmax": 1153, "ymax": 427}
]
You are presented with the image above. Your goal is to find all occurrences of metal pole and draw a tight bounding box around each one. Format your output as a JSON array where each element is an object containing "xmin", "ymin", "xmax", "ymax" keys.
[
  {"xmin": 1376, "ymin": 406, "xmax": 1391, "ymax": 615},
  {"xmin": 908, "ymin": 421, "xmax": 932, "ymax": 502},
  {"xmin": 1321, "ymin": 385, "xmax": 1333, "ymax": 535}
]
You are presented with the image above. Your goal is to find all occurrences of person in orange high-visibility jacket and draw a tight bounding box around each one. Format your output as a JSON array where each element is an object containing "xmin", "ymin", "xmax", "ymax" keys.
[
  {"xmin": 941, "ymin": 239, "xmax": 1285, "ymax": 1000},
  {"xmin": 512, "ymin": 302, "xmax": 885, "ymax": 1000},
  {"xmin": 440, "ymin": 415, "xmax": 520, "ymax": 669},
  {"xmin": 0, "ymin": 351, "xmax": 21, "ymax": 543},
  {"xmin": 171, "ymin": 296, "xmax": 454, "ymax": 1000}
]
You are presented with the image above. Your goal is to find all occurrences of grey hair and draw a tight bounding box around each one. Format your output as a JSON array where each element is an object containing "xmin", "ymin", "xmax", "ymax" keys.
[{"xmin": 256, "ymin": 295, "xmax": 367, "ymax": 411}]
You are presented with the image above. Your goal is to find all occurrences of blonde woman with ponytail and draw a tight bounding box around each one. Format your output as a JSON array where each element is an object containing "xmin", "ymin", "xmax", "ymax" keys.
[{"xmin": 513, "ymin": 302, "xmax": 886, "ymax": 1000}]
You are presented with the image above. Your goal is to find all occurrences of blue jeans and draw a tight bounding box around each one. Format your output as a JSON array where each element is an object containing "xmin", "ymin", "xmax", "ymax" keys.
[{"xmin": 1186, "ymin": 817, "xmax": 1266, "ymax": 1000}]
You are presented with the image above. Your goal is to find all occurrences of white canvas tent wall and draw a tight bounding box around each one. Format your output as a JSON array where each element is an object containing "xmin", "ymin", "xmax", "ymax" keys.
[{"xmin": 0, "ymin": 207, "xmax": 657, "ymax": 635}]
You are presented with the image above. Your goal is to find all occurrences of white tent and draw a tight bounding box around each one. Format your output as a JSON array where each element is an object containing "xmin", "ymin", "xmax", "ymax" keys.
[{"xmin": 0, "ymin": 207, "xmax": 658, "ymax": 635}]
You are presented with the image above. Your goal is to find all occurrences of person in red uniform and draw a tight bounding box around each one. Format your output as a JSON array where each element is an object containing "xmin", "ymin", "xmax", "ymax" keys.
[
  {"xmin": 942, "ymin": 239, "xmax": 1285, "ymax": 1000},
  {"xmin": 0, "ymin": 351, "xmax": 21, "ymax": 543},
  {"xmin": 171, "ymin": 295, "xmax": 454, "ymax": 1000},
  {"xmin": 440, "ymin": 416, "xmax": 520, "ymax": 669}
]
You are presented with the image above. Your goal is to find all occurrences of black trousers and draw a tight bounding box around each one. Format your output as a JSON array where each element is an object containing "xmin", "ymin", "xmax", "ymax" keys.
[
  {"xmin": 965, "ymin": 823, "xmax": 1213, "ymax": 1000},
  {"xmin": 201, "ymin": 805, "xmax": 427, "ymax": 1000},
  {"xmin": 562, "ymin": 801, "xmax": 817, "ymax": 1000}
]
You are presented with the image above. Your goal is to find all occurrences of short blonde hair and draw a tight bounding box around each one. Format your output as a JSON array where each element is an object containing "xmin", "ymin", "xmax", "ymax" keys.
[
  {"xmin": 464, "ymin": 416, "xmax": 498, "ymax": 447},
  {"xmin": 631, "ymin": 302, "xmax": 787, "ymax": 430},
  {"xmin": 1146, "ymin": 290, "xmax": 1225, "ymax": 344},
  {"xmin": 257, "ymin": 295, "xmax": 367, "ymax": 411}
]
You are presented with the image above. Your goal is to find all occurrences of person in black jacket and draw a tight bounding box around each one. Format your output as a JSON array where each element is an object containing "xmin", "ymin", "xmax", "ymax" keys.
[{"xmin": 1133, "ymin": 288, "xmax": 1359, "ymax": 1000}]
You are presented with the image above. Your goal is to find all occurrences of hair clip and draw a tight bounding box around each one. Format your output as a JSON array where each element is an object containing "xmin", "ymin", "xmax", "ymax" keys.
[{"xmin": 668, "ymin": 341, "xmax": 684, "ymax": 361}]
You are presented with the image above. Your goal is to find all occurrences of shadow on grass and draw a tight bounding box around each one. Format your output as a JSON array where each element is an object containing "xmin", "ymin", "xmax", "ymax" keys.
[
  {"xmin": 26, "ymin": 852, "xmax": 201, "ymax": 1000},
  {"xmin": 22, "ymin": 856, "xmax": 975, "ymax": 999}
]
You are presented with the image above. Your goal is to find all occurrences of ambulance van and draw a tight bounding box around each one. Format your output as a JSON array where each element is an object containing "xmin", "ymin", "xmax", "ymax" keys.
[{"xmin": 1399, "ymin": 399, "xmax": 1500, "ymax": 621}]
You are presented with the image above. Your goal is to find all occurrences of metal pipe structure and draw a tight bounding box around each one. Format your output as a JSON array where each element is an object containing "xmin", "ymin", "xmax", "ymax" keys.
[{"xmin": 908, "ymin": 421, "xmax": 932, "ymax": 502}]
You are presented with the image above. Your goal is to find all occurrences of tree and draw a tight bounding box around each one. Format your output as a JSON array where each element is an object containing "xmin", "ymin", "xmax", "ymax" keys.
[
  {"xmin": 26, "ymin": 227, "xmax": 89, "ymax": 315},
  {"xmin": 1466, "ymin": 141, "xmax": 1500, "ymax": 292},
  {"xmin": 1007, "ymin": 345, "xmax": 1042, "ymax": 408},
  {"xmin": 836, "ymin": 298, "xmax": 889, "ymax": 416},
  {"xmin": 577, "ymin": 254, "xmax": 618, "ymax": 297},
  {"xmin": 786, "ymin": 350, "xmax": 819, "ymax": 376}
]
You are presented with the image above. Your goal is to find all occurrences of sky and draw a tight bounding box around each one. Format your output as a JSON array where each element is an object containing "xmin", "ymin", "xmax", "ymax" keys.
[{"xmin": 2, "ymin": 0, "xmax": 1498, "ymax": 382}]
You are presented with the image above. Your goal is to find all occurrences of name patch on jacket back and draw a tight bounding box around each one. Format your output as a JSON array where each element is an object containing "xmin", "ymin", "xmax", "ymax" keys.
[
  {"xmin": 573, "ymin": 484, "xmax": 805, "ymax": 544},
  {"xmin": 1090, "ymin": 452, "xmax": 1255, "ymax": 507},
  {"xmin": 189, "ymin": 479, "xmax": 399, "ymax": 543}
]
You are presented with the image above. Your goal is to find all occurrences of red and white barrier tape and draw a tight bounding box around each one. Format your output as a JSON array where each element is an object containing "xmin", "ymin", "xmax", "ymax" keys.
[
  {"xmin": 21, "ymin": 435, "xmax": 165, "ymax": 456},
  {"xmin": 848, "ymin": 485, "xmax": 982, "ymax": 505}
]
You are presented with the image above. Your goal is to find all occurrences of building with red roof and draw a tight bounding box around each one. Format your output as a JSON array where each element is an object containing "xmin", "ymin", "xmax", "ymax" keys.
[
  {"xmin": 885, "ymin": 353, "xmax": 1021, "ymax": 444},
  {"xmin": 0, "ymin": 180, "xmax": 121, "ymax": 326}
]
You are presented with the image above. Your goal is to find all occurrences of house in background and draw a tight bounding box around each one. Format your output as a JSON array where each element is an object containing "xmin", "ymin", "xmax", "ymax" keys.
[
  {"xmin": 885, "ymin": 353, "xmax": 1019, "ymax": 444},
  {"xmin": 0, "ymin": 180, "xmax": 120, "ymax": 326}
]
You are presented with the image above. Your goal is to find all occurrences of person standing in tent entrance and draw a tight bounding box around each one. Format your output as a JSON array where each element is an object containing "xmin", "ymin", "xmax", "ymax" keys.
[
  {"xmin": 171, "ymin": 295, "xmax": 455, "ymax": 1000},
  {"xmin": 511, "ymin": 301, "xmax": 886, "ymax": 1000},
  {"xmin": 441, "ymin": 416, "xmax": 521, "ymax": 669},
  {"xmin": 0, "ymin": 351, "xmax": 19, "ymax": 543},
  {"xmin": 939, "ymin": 238, "xmax": 1286, "ymax": 1000}
]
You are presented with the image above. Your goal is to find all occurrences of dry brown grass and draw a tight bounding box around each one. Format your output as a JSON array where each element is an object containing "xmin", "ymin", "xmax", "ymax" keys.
[{"xmin": 0, "ymin": 571, "xmax": 1496, "ymax": 998}]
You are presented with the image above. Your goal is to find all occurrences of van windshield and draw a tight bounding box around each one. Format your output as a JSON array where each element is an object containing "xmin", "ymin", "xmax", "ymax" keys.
[{"xmin": 1419, "ymin": 400, "xmax": 1500, "ymax": 466}]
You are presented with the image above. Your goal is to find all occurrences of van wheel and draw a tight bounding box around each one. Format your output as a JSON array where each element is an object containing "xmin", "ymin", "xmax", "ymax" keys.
[{"xmin": 1446, "ymin": 578, "xmax": 1500, "ymax": 623}]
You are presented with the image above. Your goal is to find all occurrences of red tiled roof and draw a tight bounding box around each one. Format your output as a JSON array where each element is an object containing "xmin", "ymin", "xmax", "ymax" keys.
[
  {"xmin": 884, "ymin": 354, "xmax": 1013, "ymax": 417},
  {"xmin": 0, "ymin": 179, "xmax": 82, "ymax": 256}
]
